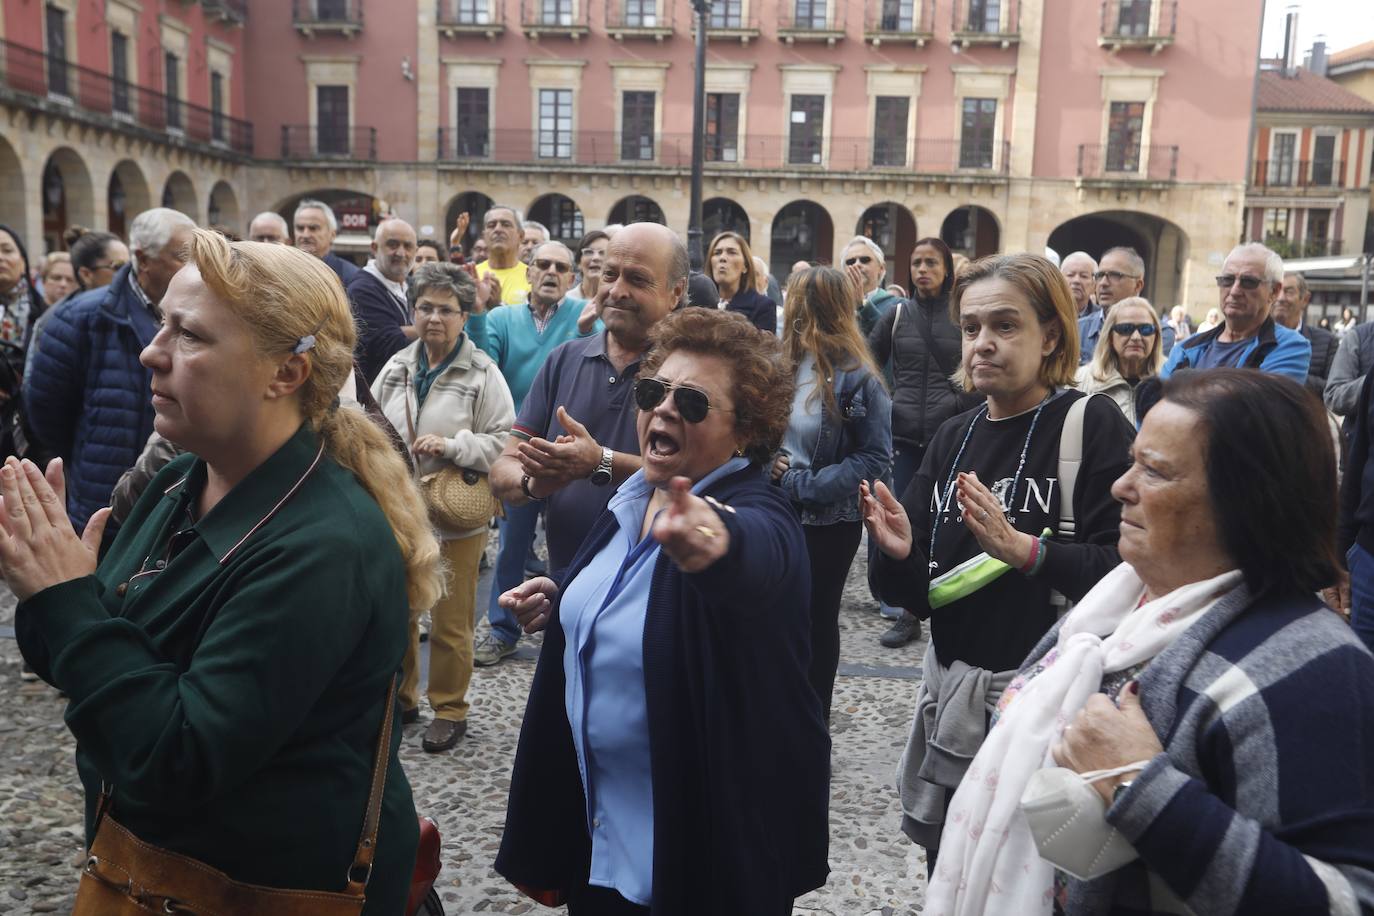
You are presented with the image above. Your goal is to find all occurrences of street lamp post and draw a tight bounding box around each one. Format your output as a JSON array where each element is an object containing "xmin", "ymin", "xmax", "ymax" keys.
[{"xmin": 687, "ymin": 0, "xmax": 712, "ymax": 273}]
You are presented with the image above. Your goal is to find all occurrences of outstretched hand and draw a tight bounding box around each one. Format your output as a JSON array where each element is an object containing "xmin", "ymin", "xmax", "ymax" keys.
[
  {"xmin": 0, "ymin": 457, "xmax": 110, "ymax": 602},
  {"xmin": 498, "ymin": 576, "xmax": 559, "ymax": 634},
  {"xmin": 860, "ymin": 480, "xmax": 912, "ymax": 560},
  {"xmin": 651, "ymin": 477, "xmax": 730, "ymax": 573}
]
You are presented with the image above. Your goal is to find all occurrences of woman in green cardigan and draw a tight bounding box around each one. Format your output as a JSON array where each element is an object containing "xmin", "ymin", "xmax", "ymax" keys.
[{"xmin": 5, "ymin": 230, "xmax": 443, "ymax": 914}]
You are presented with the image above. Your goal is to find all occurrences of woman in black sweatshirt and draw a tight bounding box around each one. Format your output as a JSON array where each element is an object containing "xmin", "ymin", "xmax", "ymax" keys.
[{"xmin": 862, "ymin": 253, "xmax": 1134, "ymax": 875}]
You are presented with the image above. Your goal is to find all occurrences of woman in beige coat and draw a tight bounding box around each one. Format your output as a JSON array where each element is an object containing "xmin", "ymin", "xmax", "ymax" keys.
[
  {"xmin": 372, "ymin": 262, "xmax": 514, "ymax": 751},
  {"xmin": 1074, "ymin": 296, "xmax": 1164, "ymax": 427}
]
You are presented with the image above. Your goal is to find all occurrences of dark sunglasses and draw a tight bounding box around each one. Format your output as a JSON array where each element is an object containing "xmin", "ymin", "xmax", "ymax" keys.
[
  {"xmin": 633, "ymin": 377, "xmax": 733, "ymax": 423},
  {"xmin": 1111, "ymin": 322, "xmax": 1157, "ymax": 337},
  {"xmin": 1214, "ymin": 274, "xmax": 1264, "ymax": 290},
  {"xmin": 844, "ymin": 255, "xmax": 875, "ymax": 266},
  {"xmin": 533, "ymin": 258, "xmax": 572, "ymax": 274}
]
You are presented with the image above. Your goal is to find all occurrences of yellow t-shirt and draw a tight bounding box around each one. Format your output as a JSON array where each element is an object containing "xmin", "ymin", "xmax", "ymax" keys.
[{"xmin": 477, "ymin": 260, "xmax": 532, "ymax": 306}]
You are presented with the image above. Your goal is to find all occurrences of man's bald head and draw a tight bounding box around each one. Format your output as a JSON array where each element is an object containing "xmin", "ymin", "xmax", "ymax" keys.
[
  {"xmin": 599, "ymin": 223, "xmax": 690, "ymax": 349},
  {"xmin": 372, "ymin": 218, "xmax": 418, "ymax": 283}
]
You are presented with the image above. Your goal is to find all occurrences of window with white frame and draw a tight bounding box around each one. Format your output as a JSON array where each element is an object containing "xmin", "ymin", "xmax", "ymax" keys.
[
  {"xmin": 960, "ymin": 98, "xmax": 996, "ymax": 168},
  {"xmin": 1268, "ymin": 132, "xmax": 1297, "ymax": 186},
  {"xmin": 538, "ymin": 88, "xmax": 573, "ymax": 159}
]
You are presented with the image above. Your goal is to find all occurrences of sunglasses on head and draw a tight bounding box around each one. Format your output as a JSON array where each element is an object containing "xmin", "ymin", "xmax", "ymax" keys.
[
  {"xmin": 633, "ymin": 377, "xmax": 732, "ymax": 423},
  {"xmin": 1214, "ymin": 274, "xmax": 1264, "ymax": 290},
  {"xmin": 844, "ymin": 255, "xmax": 874, "ymax": 266},
  {"xmin": 1111, "ymin": 322, "xmax": 1157, "ymax": 337},
  {"xmin": 533, "ymin": 258, "xmax": 572, "ymax": 274}
]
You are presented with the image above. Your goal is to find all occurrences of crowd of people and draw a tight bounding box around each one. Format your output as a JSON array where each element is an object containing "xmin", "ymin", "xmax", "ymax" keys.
[{"xmin": 0, "ymin": 199, "xmax": 1372, "ymax": 916}]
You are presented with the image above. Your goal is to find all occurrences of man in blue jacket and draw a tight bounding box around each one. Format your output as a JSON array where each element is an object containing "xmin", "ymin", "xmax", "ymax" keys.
[
  {"xmin": 1161, "ymin": 242, "xmax": 1311, "ymax": 384},
  {"xmin": 293, "ymin": 199, "xmax": 358, "ymax": 285},
  {"xmin": 348, "ymin": 217, "xmax": 418, "ymax": 383},
  {"xmin": 24, "ymin": 207, "xmax": 194, "ymax": 531}
]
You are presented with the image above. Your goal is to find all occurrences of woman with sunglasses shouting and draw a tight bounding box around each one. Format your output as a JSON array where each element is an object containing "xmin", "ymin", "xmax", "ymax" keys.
[
  {"xmin": 773, "ymin": 265, "xmax": 893, "ymax": 721},
  {"xmin": 496, "ymin": 308, "xmax": 830, "ymax": 915},
  {"xmin": 1075, "ymin": 297, "xmax": 1165, "ymax": 427}
]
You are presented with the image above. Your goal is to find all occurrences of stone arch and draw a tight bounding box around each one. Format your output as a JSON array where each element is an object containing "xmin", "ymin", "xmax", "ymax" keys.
[
  {"xmin": 207, "ymin": 181, "xmax": 240, "ymax": 231},
  {"xmin": 702, "ymin": 197, "xmax": 751, "ymax": 243},
  {"xmin": 41, "ymin": 147, "xmax": 95, "ymax": 252},
  {"xmin": 527, "ymin": 193, "xmax": 584, "ymax": 247},
  {"xmin": 1047, "ymin": 210, "xmax": 1190, "ymax": 311},
  {"xmin": 856, "ymin": 202, "xmax": 918, "ymax": 291},
  {"xmin": 940, "ymin": 205, "xmax": 1000, "ymax": 259},
  {"xmin": 107, "ymin": 160, "xmax": 152, "ymax": 241},
  {"xmin": 276, "ymin": 189, "xmax": 386, "ymax": 261},
  {"xmin": 161, "ymin": 171, "xmax": 198, "ymax": 221},
  {"xmin": 770, "ymin": 200, "xmax": 834, "ymax": 278},
  {"xmin": 608, "ymin": 195, "xmax": 665, "ymax": 226},
  {"xmin": 442, "ymin": 191, "xmax": 495, "ymax": 256}
]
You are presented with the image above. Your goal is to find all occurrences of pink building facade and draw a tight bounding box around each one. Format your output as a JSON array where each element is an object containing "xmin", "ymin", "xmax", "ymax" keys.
[{"xmin": 2, "ymin": 0, "xmax": 1269, "ymax": 311}]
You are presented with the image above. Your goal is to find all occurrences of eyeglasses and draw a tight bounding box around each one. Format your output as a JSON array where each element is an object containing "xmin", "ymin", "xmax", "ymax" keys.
[
  {"xmin": 1111, "ymin": 322, "xmax": 1157, "ymax": 338},
  {"xmin": 633, "ymin": 377, "xmax": 733, "ymax": 423},
  {"xmin": 1214, "ymin": 274, "xmax": 1264, "ymax": 290},
  {"xmin": 415, "ymin": 303, "xmax": 464, "ymax": 318},
  {"xmin": 1093, "ymin": 270, "xmax": 1139, "ymax": 283},
  {"xmin": 844, "ymin": 255, "xmax": 875, "ymax": 266},
  {"xmin": 532, "ymin": 258, "xmax": 572, "ymax": 274},
  {"xmin": 91, "ymin": 260, "xmax": 126, "ymax": 272}
]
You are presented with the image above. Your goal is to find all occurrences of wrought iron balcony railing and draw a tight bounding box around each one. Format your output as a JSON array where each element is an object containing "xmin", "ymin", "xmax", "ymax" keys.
[
  {"xmin": 437, "ymin": 0, "xmax": 506, "ymax": 36},
  {"xmin": 281, "ymin": 124, "xmax": 378, "ymax": 161},
  {"xmin": 1077, "ymin": 143, "xmax": 1179, "ymax": 181},
  {"xmin": 1099, "ymin": 0, "xmax": 1176, "ymax": 51},
  {"xmin": 520, "ymin": 0, "xmax": 591, "ymax": 37},
  {"xmin": 292, "ymin": 0, "xmax": 364, "ymax": 36},
  {"xmin": 951, "ymin": 0, "xmax": 1019, "ymax": 47},
  {"xmin": 437, "ymin": 128, "xmax": 1012, "ymax": 176},
  {"xmin": 777, "ymin": 4, "xmax": 847, "ymax": 43},
  {"xmin": 1251, "ymin": 159, "xmax": 1346, "ymax": 191},
  {"xmin": 605, "ymin": 0, "xmax": 674, "ymax": 39},
  {"xmin": 0, "ymin": 39, "xmax": 252, "ymax": 155},
  {"xmin": 864, "ymin": 0, "xmax": 937, "ymax": 45},
  {"xmin": 202, "ymin": 0, "xmax": 247, "ymax": 24}
]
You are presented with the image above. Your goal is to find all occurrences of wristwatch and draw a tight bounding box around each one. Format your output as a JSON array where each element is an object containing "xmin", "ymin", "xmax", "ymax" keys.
[
  {"xmin": 588, "ymin": 447, "xmax": 614, "ymax": 486},
  {"xmin": 520, "ymin": 474, "xmax": 542, "ymax": 501},
  {"xmin": 1112, "ymin": 778, "xmax": 1134, "ymax": 805}
]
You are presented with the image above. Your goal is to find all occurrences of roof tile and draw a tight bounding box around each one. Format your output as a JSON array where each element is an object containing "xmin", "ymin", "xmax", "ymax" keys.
[{"xmin": 1257, "ymin": 68, "xmax": 1374, "ymax": 114}]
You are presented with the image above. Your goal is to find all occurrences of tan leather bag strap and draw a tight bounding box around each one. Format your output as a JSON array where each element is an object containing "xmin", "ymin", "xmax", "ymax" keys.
[{"xmin": 344, "ymin": 675, "xmax": 399, "ymax": 896}]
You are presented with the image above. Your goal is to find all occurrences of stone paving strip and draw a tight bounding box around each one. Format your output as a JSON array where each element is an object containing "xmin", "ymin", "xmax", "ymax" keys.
[{"xmin": 0, "ymin": 540, "xmax": 929, "ymax": 915}]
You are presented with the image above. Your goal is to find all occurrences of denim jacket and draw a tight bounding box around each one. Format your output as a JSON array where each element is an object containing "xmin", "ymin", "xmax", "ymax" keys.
[{"xmin": 778, "ymin": 366, "xmax": 893, "ymax": 526}]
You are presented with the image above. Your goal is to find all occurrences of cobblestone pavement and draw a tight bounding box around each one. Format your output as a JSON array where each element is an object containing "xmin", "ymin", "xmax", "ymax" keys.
[{"xmin": 0, "ymin": 537, "xmax": 930, "ymax": 915}]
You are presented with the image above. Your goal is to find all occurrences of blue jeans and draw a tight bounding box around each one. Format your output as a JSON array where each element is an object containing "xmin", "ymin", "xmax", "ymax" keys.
[
  {"xmin": 1347, "ymin": 543, "xmax": 1374, "ymax": 654},
  {"xmin": 876, "ymin": 443, "xmax": 925, "ymax": 617},
  {"xmin": 485, "ymin": 499, "xmax": 543, "ymax": 645}
]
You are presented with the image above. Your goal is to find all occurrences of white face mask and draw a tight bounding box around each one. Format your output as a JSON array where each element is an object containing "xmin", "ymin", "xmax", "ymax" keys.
[{"xmin": 1019, "ymin": 762, "xmax": 1148, "ymax": 881}]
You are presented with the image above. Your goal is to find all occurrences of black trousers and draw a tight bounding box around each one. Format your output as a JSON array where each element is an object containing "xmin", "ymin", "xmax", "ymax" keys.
[
  {"xmin": 804, "ymin": 519, "xmax": 864, "ymax": 720},
  {"xmin": 566, "ymin": 883, "xmax": 651, "ymax": 915}
]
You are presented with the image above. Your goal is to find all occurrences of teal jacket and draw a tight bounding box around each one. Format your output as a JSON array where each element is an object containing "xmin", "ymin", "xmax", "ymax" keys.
[
  {"xmin": 15, "ymin": 426, "xmax": 417, "ymax": 915},
  {"xmin": 467, "ymin": 299, "xmax": 598, "ymax": 412}
]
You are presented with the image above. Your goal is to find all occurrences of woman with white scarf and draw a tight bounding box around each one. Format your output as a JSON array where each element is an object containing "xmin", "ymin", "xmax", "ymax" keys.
[{"xmin": 925, "ymin": 369, "xmax": 1374, "ymax": 915}]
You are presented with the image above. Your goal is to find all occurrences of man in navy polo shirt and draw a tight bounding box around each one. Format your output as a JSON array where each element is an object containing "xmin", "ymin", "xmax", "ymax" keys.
[{"xmin": 490, "ymin": 222, "xmax": 688, "ymax": 585}]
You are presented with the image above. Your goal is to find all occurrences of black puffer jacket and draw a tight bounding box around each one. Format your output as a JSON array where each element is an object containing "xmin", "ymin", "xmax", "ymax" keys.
[{"xmin": 868, "ymin": 294, "xmax": 981, "ymax": 449}]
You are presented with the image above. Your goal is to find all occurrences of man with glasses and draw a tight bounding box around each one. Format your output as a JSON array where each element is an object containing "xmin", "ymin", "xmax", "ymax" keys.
[
  {"xmin": 471, "ymin": 240, "xmax": 595, "ymax": 666},
  {"xmin": 1161, "ymin": 242, "xmax": 1310, "ymax": 382},
  {"xmin": 1082, "ymin": 248, "xmax": 1146, "ymax": 363},
  {"xmin": 842, "ymin": 236, "xmax": 899, "ymax": 337},
  {"xmin": 1059, "ymin": 251, "xmax": 1098, "ymax": 363},
  {"xmin": 1272, "ymin": 271, "xmax": 1336, "ymax": 395},
  {"xmin": 489, "ymin": 223, "xmax": 687, "ymax": 629},
  {"xmin": 348, "ymin": 217, "xmax": 420, "ymax": 384}
]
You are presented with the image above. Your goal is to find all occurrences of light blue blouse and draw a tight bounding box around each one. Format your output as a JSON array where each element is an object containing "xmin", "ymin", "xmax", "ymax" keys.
[{"xmin": 559, "ymin": 456, "xmax": 750, "ymax": 905}]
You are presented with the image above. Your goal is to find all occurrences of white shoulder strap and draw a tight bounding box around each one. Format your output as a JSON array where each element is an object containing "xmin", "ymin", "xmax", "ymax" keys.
[{"xmin": 1056, "ymin": 394, "xmax": 1092, "ymax": 538}]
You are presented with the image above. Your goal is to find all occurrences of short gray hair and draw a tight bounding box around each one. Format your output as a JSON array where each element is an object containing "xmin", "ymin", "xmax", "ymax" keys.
[
  {"xmin": 523, "ymin": 220, "xmax": 549, "ymax": 241},
  {"xmin": 248, "ymin": 211, "xmax": 288, "ymax": 234},
  {"xmin": 129, "ymin": 207, "xmax": 195, "ymax": 260},
  {"xmin": 293, "ymin": 199, "xmax": 338, "ymax": 232},
  {"xmin": 409, "ymin": 261, "xmax": 476, "ymax": 311},
  {"xmin": 1228, "ymin": 243, "xmax": 1284, "ymax": 284},
  {"xmin": 533, "ymin": 240, "xmax": 576, "ymax": 264},
  {"xmin": 482, "ymin": 206, "xmax": 523, "ymax": 231},
  {"xmin": 1286, "ymin": 271, "xmax": 1310, "ymax": 298},
  {"xmin": 373, "ymin": 216, "xmax": 415, "ymax": 242},
  {"xmin": 1101, "ymin": 246, "xmax": 1145, "ymax": 278},
  {"xmin": 1061, "ymin": 251, "xmax": 1097, "ymax": 272},
  {"xmin": 844, "ymin": 236, "xmax": 886, "ymax": 264}
]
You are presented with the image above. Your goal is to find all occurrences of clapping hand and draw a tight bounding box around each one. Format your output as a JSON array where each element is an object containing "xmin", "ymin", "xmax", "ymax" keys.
[
  {"xmin": 472, "ymin": 274, "xmax": 500, "ymax": 315},
  {"xmin": 651, "ymin": 477, "xmax": 730, "ymax": 573},
  {"xmin": 499, "ymin": 576, "xmax": 559, "ymax": 634},
  {"xmin": 0, "ymin": 457, "xmax": 110, "ymax": 602},
  {"xmin": 956, "ymin": 472, "xmax": 1036, "ymax": 569},
  {"xmin": 860, "ymin": 480, "xmax": 912, "ymax": 560},
  {"xmin": 516, "ymin": 406, "xmax": 603, "ymax": 492}
]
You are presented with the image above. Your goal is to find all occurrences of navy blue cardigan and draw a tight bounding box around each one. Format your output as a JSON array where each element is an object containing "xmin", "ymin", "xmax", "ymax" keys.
[
  {"xmin": 495, "ymin": 465, "xmax": 831, "ymax": 914},
  {"xmin": 725, "ymin": 287, "xmax": 777, "ymax": 336}
]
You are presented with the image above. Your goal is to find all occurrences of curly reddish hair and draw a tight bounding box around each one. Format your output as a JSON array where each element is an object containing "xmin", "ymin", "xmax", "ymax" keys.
[{"xmin": 640, "ymin": 309, "xmax": 794, "ymax": 465}]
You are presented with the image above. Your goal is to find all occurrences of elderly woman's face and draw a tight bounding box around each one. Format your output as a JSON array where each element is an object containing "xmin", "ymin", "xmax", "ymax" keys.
[
  {"xmin": 1111, "ymin": 401, "xmax": 1228, "ymax": 596},
  {"xmin": 415, "ymin": 288, "xmax": 467, "ymax": 355},
  {"xmin": 43, "ymin": 261, "xmax": 77, "ymax": 305},
  {"xmin": 1109, "ymin": 303, "xmax": 1157, "ymax": 369},
  {"xmin": 637, "ymin": 350, "xmax": 740, "ymax": 487}
]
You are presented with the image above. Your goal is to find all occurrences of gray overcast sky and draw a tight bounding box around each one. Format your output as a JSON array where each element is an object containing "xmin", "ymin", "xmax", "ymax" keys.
[{"xmin": 1261, "ymin": 0, "xmax": 1374, "ymax": 59}]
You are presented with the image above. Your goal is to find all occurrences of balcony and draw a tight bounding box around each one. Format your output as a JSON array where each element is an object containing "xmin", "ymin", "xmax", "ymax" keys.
[
  {"xmin": 864, "ymin": 0, "xmax": 936, "ymax": 47},
  {"xmin": 1263, "ymin": 236, "xmax": 1341, "ymax": 259},
  {"xmin": 605, "ymin": 0, "xmax": 674, "ymax": 40},
  {"xmin": 1251, "ymin": 159, "xmax": 1346, "ymax": 193},
  {"xmin": 0, "ymin": 39, "xmax": 252, "ymax": 156},
  {"xmin": 437, "ymin": 0, "xmax": 506, "ymax": 38},
  {"xmin": 202, "ymin": 0, "xmax": 247, "ymax": 24},
  {"xmin": 281, "ymin": 124, "xmax": 377, "ymax": 161},
  {"xmin": 292, "ymin": 0, "xmax": 363, "ymax": 38},
  {"xmin": 951, "ymin": 0, "xmax": 1019, "ymax": 49},
  {"xmin": 1076, "ymin": 143, "xmax": 1179, "ymax": 184},
  {"xmin": 777, "ymin": 4, "xmax": 847, "ymax": 45},
  {"xmin": 436, "ymin": 128, "xmax": 1011, "ymax": 178},
  {"xmin": 693, "ymin": 5, "xmax": 762, "ymax": 43},
  {"xmin": 520, "ymin": 0, "xmax": 590, "ymax": 39},
  {"xmin": 1099, "ymin": 0, "xmax": 1175, "ymax": 53}
]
